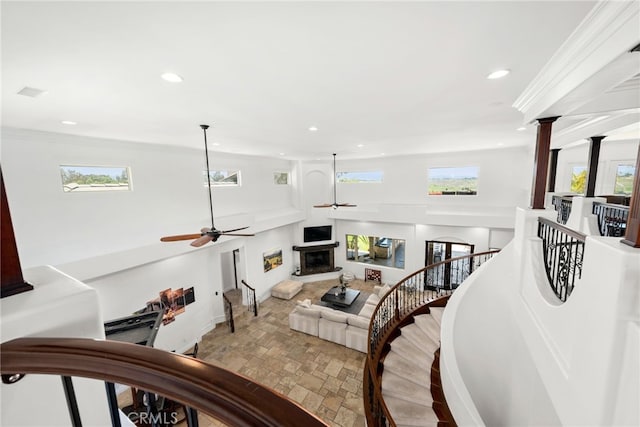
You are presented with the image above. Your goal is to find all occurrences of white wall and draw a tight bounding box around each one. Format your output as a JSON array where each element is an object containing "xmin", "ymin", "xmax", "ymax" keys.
[
  {"xmin": 441, "ymin": 246, "xmax": 562, "ymax": 427},
  {"xmin": 441, "ymin": 208, "xmax": 640, "ymax": 426},
  {"xmin": 1, "ymin": 127, "xmax": 297, "ymax": 268},
  {"xmin": 1, "ymin": 127, "xmax": 529, "ymax": 352},
  {"xmin": 334, "ymin": 220, "xmax": 506, "ymax": 285},
  {"xmin": 305, "ymin": 146, "xmax": 532, "ymax": 229},
  {"xmin": 555, "ymin": 139, "xmax": 638, "ymax": 194},
  {"xmin": 1, "ymin": 127, "xmax": 301, "ymax": 353},
  {"xmin": 85, "ymin": 248, "xmax": 221, "ymax": 353},
  {"xmin": 243, "ymin": 225, "xmax": 297, "ymax": 302},
  {"xmin": 335, "ymin": 146, "xmax": 531, "ymax": 211},
  {"xmin": 1, "ymin": 266, "xmax": 111, "ymax": 426}
]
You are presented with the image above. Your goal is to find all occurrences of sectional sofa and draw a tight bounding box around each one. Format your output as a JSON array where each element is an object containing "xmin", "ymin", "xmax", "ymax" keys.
[{"xmin": 288, "ymin": 284, "xmax": 391, "ymax": 353}]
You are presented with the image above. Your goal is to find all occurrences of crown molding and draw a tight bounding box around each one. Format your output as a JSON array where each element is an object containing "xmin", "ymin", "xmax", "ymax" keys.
[
  {"xmin": 513, "ymin": 1, "xmax": 640, "ymax": 124},
  {"xmin": 551, "ymin": 110, "xmax": 640, "ymax": 148}
]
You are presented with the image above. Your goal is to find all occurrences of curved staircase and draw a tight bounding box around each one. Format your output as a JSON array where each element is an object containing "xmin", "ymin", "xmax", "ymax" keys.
[
  {"xmin": 364, "ymin": 250, "xmax": 498, "ymax": 426},
  {"xmin": 380, "ymin": 308, "xmax": 444, "ymax": 426}
]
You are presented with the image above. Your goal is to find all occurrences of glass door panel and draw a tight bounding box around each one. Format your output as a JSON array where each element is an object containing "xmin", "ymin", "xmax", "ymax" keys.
[{"xmin": 425, "ymin": 240, "xmax": 474, "ymax": 290}]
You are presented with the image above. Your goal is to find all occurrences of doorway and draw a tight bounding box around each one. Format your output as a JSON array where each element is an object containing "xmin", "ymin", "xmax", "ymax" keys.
[
  {"xmin": 221, "ymin": 248, "xmax": 244, "ymax": 292},
  {"xmin": 425, "ymin": 240, "xmax": 474, "ymax": 290}
]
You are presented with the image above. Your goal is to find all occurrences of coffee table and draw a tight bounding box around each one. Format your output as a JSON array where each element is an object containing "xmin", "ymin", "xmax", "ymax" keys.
[{"xmin": 321, "ymin": 287, "xmax": 361, "ymax": 307}]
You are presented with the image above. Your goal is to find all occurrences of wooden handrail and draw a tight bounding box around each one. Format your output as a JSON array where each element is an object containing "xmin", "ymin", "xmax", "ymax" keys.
[
  {"xmin": 364, "ymin": 250, "xmax": 499, "ymax": 427},
  {"xmin": 537, "ymin": 216, "xmax": 587, "ymax": 241},
  {"xmin": 390, "ymin": 249, "xmax": 500, "ymax": 289},
  {"xmin": 240, "ymin": 279, "xmax": 255, "ymax": 291},
  {"xmin": 241, "ymin": 280, "xmax": 258, "ymax": 317},
  {"xmin": 223, "ymin": 293, "xmax": 235, "ymax": 333},
  {"xmin": 0, "ymin": 337, "xmax": 328, "ymax": 427}
]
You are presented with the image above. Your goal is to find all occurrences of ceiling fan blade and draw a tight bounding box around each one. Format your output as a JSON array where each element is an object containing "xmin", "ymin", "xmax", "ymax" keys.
[
  {"xmin": 221, "ymin": 226, "xmax": 250, "ymax": 233},
  {"xmin": 313, "ymin": 204, "xmax": 333, "ymax": 208},
  {"xmin": 162, "ymin": 125, "xmax": 255, "ymax": 247},
  {"xmin": 160, "ymin": 233, "xmax": 203, "ymax": 242},
  {"xmin": 336, "ymin": 203, "xmax": 357, "ymax": 207},
  {"xmin": 190, "ymin": 235, "xmax": 214, "ymax": 247},
  {"xmin": 221, "ymin": 233, "xmax": 255, "ymax": 237}
]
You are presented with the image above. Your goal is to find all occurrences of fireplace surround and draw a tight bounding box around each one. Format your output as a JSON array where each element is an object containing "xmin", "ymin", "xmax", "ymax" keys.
[{"xmin": 293, "ymin": 243, "xmax": 340, "ymax": 276}]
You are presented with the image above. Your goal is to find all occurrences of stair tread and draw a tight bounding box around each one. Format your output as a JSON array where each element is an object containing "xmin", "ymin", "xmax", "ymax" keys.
[
  {"xmin": 383, "ymin": 351, "xmax": 430, "ymax": 385},
  {"xmin": 429, "ymin": 307, "xmax": 444, "ymax": 326},
  {"xmin": 390, "ymin": 336, "xmax": 435, "ymax": 363},
  {"xmin": 400, "ymin": 324, "xmax": 439, "ymax": 355},
  {"xmin": 382, "ymin": 372, "xmax": 432, "ymax": 406},
  {"xmin": 383, "ymin": 395, "xmax": 438, "ymax": 426},
  {"xmin": 414, "ymin": 314, "xmax": 441, "ymax": 344}
]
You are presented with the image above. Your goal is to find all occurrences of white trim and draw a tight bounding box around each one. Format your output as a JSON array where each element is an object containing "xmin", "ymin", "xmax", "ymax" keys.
[{"xmin": 513, "ymin": 1, "xmax": 640, "ymax": 123}]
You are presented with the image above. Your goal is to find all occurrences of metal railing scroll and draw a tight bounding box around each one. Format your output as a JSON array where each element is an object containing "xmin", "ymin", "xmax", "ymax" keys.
[{"xmin": 537, "ymin": 217, "xmax": 586, "ymax": 302}]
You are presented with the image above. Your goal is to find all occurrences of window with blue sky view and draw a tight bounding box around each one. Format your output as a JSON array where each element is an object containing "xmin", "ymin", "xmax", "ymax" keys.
[
  {"xmin": 428, "ymin": 166, "xmax": 478, "ymax": 195},
  {"xmin": 336, "ymin": 171, "xmax": 383, "ymax": 183},
  {"xmin": 60, "ymin": 165, "xmax": 130, "ymax": 192}
]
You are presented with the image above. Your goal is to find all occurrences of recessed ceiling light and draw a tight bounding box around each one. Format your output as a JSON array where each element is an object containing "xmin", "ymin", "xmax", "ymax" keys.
[
  {"xmin": 308, "ymin": 126, "xmax": 318, "ymax": 132},
  {"xmin": 61, "ymin": 120, "xmax": 77, "ymax": 125},
  {"xmin": 161, "ymin": 72, "xmax": 183, "ymax": 83},
  {"xmin": 517, "ymin": 127, "xmax": 526, "ymax": 131},
  {"xmin": 497, "ymin": 143, "xmax": 505, "ymax": 146},
  {"xmin": 380, "ymin": 153, "xmax": 385, "ymax": 156},
  {"xmin": 212, "ymin": 142, "xmax": 220, "ymax": 146},
  {"xmin": 487, "ymin": 69, "xmax": 510, "ymax": 79},
  {"xmin": 357, "ymin": 144, "xmax": 364, "ymax": 148},
  {"xmin": 279, "ymin": 152, "xmax": 285, "ymax": 156}
]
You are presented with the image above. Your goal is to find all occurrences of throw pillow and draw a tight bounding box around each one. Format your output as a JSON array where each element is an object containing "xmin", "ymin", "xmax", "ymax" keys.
[
  {"xmin": 377, "ymin": 284, "xmax": 391, "ymax": 298},
  {"xmin": 296, "ymin": 298, "xmax": 311, "ymax": 308}
]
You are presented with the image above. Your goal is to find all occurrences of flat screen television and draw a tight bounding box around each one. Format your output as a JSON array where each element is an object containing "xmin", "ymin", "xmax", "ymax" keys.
[{"xmin": 304, "ymin": 225, "xmax": 332, "ymax": 243}]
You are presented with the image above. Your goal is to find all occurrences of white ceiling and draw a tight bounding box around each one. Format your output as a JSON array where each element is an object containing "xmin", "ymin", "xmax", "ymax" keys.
[{"xmin": 1, "ymin": 1, "xmax": 610, "ymax": 160}]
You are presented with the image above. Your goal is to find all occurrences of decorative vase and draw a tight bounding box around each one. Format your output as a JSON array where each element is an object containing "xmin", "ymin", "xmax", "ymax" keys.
[{"xmin": 339, "ymin": 271, "xmax": 355, "ymax": 295}]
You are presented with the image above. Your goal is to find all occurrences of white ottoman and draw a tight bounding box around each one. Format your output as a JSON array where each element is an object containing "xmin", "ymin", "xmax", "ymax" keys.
[{"xmin": 271, "ymin": 279, "xmax": 303, "ymax": 300}]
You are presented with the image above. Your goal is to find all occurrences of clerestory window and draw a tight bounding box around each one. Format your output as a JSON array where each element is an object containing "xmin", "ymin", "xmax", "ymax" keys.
[{"xmin": 60, "ymin": 165, "xmax": 131, "ymax": 192}]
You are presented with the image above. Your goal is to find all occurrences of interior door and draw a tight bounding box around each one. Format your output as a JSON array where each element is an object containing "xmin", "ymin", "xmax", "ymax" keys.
[{"xmin": 425, "ymin": 240, "xmax": 474, "ymax": 290}]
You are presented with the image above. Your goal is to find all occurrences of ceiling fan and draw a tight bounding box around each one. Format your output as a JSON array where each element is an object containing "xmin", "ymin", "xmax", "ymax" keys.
[
  {"xmin": 313, "ymin": 153, "xmax": 357, "ymax": 209},
  {"xmin": 160, "ymin": 124, "xmax": 254, "ymax": 247}
]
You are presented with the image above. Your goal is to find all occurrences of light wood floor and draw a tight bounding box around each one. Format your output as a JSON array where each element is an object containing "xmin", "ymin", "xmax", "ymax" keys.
[{"xmin": 195, "ymin": 278, "xmax": 375, "ymax": 427}]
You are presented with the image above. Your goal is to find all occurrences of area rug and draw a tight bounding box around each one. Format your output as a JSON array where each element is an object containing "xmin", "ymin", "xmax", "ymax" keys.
[{"xmin": 317, "ymin": 290, "xmax": 371, "ymax": 316}]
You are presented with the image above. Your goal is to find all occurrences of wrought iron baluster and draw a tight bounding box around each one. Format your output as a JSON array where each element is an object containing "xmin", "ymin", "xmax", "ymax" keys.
[
  {"xmin": 365, "ymin": 249, "xmax": 500, "ymax": 427},
  {"xmin": 537, "ymin": 217, "xmax": 586, "ymax": 302},
  {"xmin": 223, "ymin": 294, "xmax": 235, "ymax": 333},
  {"xmin": 186, "ymin": 406, "xmax": 199, "ymax": 427},
  {"xmin": 241, "ymin": 280, "xmax": 258, "ymax": 317},
  {"xmin": 61, "ymin": 376, "xmax": 83, "ymax": 427},
  {"xmin": 104, "ymin": 382, "xmax": 122, "ymax": 427}
]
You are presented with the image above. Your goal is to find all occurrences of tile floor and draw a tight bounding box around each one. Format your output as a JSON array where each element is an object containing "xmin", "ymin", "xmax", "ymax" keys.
[{"xmin": 194, "ymin": 278, "xmax": 376, "ymax": 427}]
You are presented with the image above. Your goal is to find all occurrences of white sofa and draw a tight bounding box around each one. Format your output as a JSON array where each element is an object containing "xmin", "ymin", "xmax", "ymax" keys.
[{"xmin": 288, "ymin": 284, "xmax": 391, "ymax": 353}]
